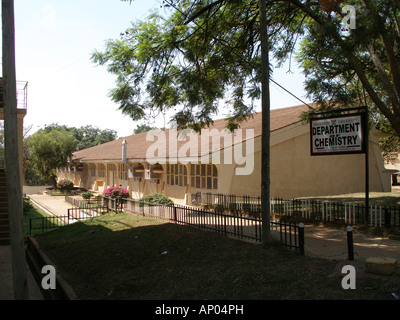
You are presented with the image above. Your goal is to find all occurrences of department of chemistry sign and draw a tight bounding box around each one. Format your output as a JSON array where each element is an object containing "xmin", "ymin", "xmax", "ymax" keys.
[{"xmin": 310, "ymin": 113, "xmax": 366, "ymax": 156}]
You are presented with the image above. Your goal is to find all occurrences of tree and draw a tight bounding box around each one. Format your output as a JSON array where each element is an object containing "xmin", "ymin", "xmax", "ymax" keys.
[
  {"xmin": 27, "ymin": 129, "xmax": 78, "ymax": 187},
  {"xmin": 133, "ymin": 124, "xmax": 157, "ymax": 134},
  {"xmin": 71, "ymin": 125, "xmax": 118, "ymax": 150},
  {"xmin": 41, "ymin": 123, "xmax": 118, "ymax": 150},
  {"xmin": 259, "ymin": 0, "xmax": 271, "ymax": 244},
  {"xmin": 24, "ymin": 124, "xmax": 117, "ymax": 186},
  {"xmin": 91, "ymin": 0, "xmax": 301, "ymax": 131},
  {"xmin": 93, "ymin": 0, "xmax": 400, "ymax": 138},
  {"xmin": 293, "ymin": 0, "xmax": 400, "ymax": 137}
]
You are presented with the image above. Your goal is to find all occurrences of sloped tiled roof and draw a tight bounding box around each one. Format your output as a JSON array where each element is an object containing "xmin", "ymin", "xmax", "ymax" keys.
[{"xmin": 72, "ymin": 103, "xmax": 311, "ymax": 162}]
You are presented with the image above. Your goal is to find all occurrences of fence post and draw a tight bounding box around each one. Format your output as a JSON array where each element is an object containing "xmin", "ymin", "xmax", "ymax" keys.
[
  {"xmin": 298, "ymin": 223, "xmax": 305, "ymax": 256},
  {"xmin": 346, "ymin": 226, "xmax": 354, "ymax": 261},
  {"xmin": 384, "ymin": 208, "xmax": 391, "ymax": 228}
]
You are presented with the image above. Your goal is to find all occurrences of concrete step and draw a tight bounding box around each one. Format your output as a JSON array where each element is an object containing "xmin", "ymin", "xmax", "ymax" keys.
[
  {"xmin": 0, "ymin": 230, "xmax": 10, "ymax": 238},
  {"xmin": 0, "ymin": 169, "xmax": 9, "ymax": 246},
  {"xmin": 0, "ymin": 238, "xmax": 10, "ymax": 246},
  {"xmin": 0, "ymin": 220, "xmax": 9, "ymax": 227},
  {"xmin": 0, "ymin": 215, "xmax": 9, "ymax": 226}
]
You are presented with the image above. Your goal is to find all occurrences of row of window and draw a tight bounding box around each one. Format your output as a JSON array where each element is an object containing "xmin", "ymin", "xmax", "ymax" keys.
[
  {"xmin": 90, "ymin": 164, "xmax": 127, "ymax": 180},
  {"xmin": 166, "ymin": 164, "xmax": 218, "ymax": 190},
  {"xmin": 87, "ymin": 163, "xmax": 218, "ymax": 190}
]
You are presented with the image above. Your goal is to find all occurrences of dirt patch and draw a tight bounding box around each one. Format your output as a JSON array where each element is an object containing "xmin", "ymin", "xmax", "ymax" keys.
[{"xmin": 303, "ymin": 223, "xmax": 400, "ymax": 262}]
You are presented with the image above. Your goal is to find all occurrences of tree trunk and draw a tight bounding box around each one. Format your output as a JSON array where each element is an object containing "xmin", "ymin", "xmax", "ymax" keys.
[
  {"xmin": 259, "ymin": 0, "xmax": 271, "ymax": 245},
  {"xmin": 2, "ymin": 0, "xmax": 28, "ymax": 299},
  {"xmin": 51, "ymin": 175, "xmax": 57, "ymax": 189}
]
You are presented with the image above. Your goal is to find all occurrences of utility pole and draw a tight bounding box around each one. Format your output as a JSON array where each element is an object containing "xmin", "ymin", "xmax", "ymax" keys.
[
  {"xmin": 259, "ymin": 0, "xmax": 271, "ymax": 245},
  {"xmin": 2, "ymin": 0, "xmax": 28, "ymax": 299}
]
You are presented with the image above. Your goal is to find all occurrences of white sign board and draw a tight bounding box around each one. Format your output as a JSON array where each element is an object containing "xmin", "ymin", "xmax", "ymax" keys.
[{"xmin": 310, "ymin": 114, "xmax": 365, "ymax": 156}]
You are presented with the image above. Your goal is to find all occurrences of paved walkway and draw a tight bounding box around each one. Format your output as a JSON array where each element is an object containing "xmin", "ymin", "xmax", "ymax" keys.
[
  {"xmin": 302, "ymin": 224, "xmax": 400, "ymax": 262},
  {"xmin": 29, "ymin": 194, "xmax": 73, "ymax": 217}
]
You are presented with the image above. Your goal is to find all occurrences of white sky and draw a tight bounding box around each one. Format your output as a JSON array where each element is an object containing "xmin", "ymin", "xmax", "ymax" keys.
[{"xmin": 10, "ymin": 0, "xmax": 312, "ymax": 138}]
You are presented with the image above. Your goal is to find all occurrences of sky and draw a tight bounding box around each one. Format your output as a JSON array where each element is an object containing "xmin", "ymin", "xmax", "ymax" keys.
[{"xmin": 10, "ymin": 0, "xmax": 312, "ymax": 139}]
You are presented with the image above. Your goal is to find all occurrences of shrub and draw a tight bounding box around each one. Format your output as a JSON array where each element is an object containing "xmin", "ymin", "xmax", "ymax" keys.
[
  {"xmin": 57, "ymin": 179, "xmax": 74, "ymax": 191},
  {"xmin": 213, "ymin": 203, "xmax": 225, "ymax": 212},
  {"xmin": 82, "ymin": 191, "xmax": 94, "ymax": 201},
  {"xmin": 139, "ymin": 193, "xmax": 174, "ymax": 206},
  {"xmin": 104, "ymin": 186, "xmax": 129, "ymax": 199}
]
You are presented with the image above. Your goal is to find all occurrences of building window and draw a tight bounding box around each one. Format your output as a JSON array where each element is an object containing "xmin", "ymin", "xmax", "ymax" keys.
[
  {"xmin": 97, "ymin": 164, "xmax": 106, "ymax": 178},
  {"xmin": 118, "ymin": 164, "xmax": 128, "ymax": 180},
  {"xmin": 107, "ymin": 164, "xmax": 117, "ymax": 186},
  {"xmin": 190, "ymin": 164, "xmax": 217, "ymax": 190},
  {"xmin": 90, "ymin": 164, "xmax": 96, "ymax": 177},
  {"xmin": 166, "ymin": 164, "xmax": 188, "ymax": 187}
]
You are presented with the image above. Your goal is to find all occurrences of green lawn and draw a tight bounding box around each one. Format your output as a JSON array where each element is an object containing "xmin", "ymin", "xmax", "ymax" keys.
[
  {"xmin": 32, "ymin": 211, "xmax": 400, "ymax": 300},
  {"xmin": 23, "ymin": 197, "xmax": 70, "ymax": 237},
  {"xmin": 23, "ymin": 198, "xmax": 52, "ymax": 236}
]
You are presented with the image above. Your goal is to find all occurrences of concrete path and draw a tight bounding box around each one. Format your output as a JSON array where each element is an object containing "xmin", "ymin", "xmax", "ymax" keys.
[
  {"xmin": 24, "ymin": 185, "xmax": 72, "ymax": 217},
  {"xmin": 303, "ymin": 223, "xmax": 400, "ymax": 262},
  {"xmin": 29, "ymin": 194, "xmax": 73, "ymax": 217}
]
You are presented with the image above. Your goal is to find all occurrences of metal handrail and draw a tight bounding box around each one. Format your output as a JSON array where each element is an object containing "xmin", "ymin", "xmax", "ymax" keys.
[
  {"xmin": 0, "ymin": 79, "xmax": 28, "ymax": 110},
  {"xmin": 16, "ymin": 80, "xmax": 28, "ymax": 110}
]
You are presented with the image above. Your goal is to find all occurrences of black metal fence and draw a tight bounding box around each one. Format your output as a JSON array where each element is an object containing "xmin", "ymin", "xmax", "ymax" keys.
[
  {"xmin": 28, "ymin": 197, "xmax": 108, "ymax": 236},
  {"xmin": 64, "ymin": 196, "xmax": 109, "ymax": 216},
  {"xmin": 29, "ymin": 215, "xmax": 70, "ymax": 236},
  {"xmin": 190, "ymin": 192, "xmax": 400, "ymax": 230},
  {"xmin": 191, "ymin": 192, "xmax": 262, "ymax": 213},
  {"xmin": 28, "ymin": 195, "xmax": 304, "ymax": 254},
  {"xmin": 99, "ymin": 196, "xmax": 304, "ymax": 254}
]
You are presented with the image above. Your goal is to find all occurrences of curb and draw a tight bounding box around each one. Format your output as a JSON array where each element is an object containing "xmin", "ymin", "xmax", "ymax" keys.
[
  {"xmin": 25, "ymin": 236, "xmax": 77, "ymax": 300},
  {"xmin": 28, "ymin": 196, "xmax": 62, "ymax": 217}
]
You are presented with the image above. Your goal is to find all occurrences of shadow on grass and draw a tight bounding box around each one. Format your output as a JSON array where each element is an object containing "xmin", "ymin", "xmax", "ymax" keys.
[{"xmin": 33, "ymin": 212, "xmax": 400, "ymax": 300}]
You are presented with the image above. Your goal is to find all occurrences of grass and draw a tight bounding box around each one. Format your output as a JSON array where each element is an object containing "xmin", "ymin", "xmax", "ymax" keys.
[
  {"xmin": 23, "ymin": 198, "xmax": 55, "ymax": 237},
  {"xmin": 33, "ymin": 211, "xmax": 400, "ymax": 300}
]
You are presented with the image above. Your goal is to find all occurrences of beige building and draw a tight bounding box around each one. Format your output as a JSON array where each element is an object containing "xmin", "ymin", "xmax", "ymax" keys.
[
  {"xmin": 0, "ymin": 78, "xmax": 27, "ymax": 186},
  {"xmin": 59, "ymin": 104, "xmax": 393, "ymax": 204}
]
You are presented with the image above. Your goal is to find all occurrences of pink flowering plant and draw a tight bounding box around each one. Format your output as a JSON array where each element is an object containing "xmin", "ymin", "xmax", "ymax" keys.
[
  {"xmin": 104, "ymin": 186, "xmax": 129, "ymax": 199},
  {"xmin": 56, "ymin": 179, "xmax": 74, "ymax": 191}
]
